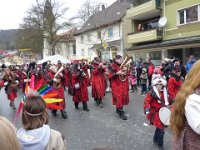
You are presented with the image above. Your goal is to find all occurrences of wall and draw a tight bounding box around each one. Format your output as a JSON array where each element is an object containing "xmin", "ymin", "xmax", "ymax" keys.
[
  {"xmin": 164, "ymin": 0, "xmax": 200, "ymax": 40},
  {"xmin": 75, "ymin": 23, "xmax": 123, "ymax": 61}
]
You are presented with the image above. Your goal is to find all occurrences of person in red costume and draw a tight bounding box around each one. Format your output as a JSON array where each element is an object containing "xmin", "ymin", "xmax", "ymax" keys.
[
  {"xmin": 81, "ymin": 59, "xmax": 91, "ymax": 86},
  {"xmin": 47, "ymin": 65, "xmax": 68, "ymax": 119},
  {"xmin": 144, "ymin": 77, "xmax": 169, "ymax": 150},
  {"xmin": 3, "ymin": 68, "xmax": 19, "ymax": 109},
  {"xmin": 168, "ymin": 66, "xmax": 183, "ymax": 103},
  {"xmin": 71, "ymin": 63, "xmax": 89, "ymax": 111},
  {"xmin": 91, "ymin": 57, "xmax": 106, "ymax": 108},
  {"xmin": 108, "ymin": 55, "xmax": 129, "ymax": 120}
]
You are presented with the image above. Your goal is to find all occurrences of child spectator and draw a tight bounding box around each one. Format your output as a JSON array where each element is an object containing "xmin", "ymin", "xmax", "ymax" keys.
[
  {"xmin": 129, "ymin": 70, "xmax": 138, "ymax": 93},
  {"xmin": 140, "ymin": 68, "xmax": 148, "ymax": 95},
  {"xmin": 17, "ymin": 96, "xmax": 67, "ymax": 150}
]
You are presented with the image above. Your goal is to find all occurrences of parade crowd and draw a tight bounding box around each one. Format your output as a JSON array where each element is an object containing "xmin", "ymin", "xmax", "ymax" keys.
[{"xmin": 0, "ymin": 54, "xmax": 199, "ymax": 150}]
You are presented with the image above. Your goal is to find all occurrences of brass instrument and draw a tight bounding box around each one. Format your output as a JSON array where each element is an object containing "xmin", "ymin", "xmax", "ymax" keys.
[
  {"xmin": 53, "ymin": 66, "xmax": 64, "ymax": 89},
  {"xmin": 119, "ymin": 55, "xmax": 132, "ymax": 82}
]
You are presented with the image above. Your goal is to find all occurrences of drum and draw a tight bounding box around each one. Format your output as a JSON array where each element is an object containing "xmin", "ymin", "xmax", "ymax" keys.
[{"xmin": 159, "ymin": 106, "xmax": 171, "ymax": 126}]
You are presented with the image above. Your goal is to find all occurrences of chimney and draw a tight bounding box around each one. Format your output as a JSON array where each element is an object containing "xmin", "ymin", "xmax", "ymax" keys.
[{"xmin": 102, "ymin": 4, "xmax": 105, "ymax": 11}]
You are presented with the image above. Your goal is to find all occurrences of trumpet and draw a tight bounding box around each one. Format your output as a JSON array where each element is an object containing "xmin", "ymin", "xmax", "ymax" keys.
[{"xmin": 119, "ymin": 55, "xmax": 132, "ymax": 82}]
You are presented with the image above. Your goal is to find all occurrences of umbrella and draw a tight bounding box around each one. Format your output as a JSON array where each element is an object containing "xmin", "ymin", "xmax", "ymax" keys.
[{"xmin": 37, "ymin": 55, "xmax": 70, "ymax": 64}]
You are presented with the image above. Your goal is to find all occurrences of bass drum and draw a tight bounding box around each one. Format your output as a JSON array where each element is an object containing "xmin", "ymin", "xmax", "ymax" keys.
[{"xmin": 159, "ymin": 106, "xmax": 171, "ymax": 126}]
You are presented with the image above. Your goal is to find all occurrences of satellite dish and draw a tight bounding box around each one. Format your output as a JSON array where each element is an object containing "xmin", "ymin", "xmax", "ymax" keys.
[{"xmin": 158, "ymin": 17, "xmax": 167, "ymax": 27}]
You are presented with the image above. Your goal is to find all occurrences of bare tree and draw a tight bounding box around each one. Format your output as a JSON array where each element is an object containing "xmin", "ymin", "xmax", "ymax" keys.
[
  {"xmin": 71, "ymin": 0, "xmax": 106, "ymax": 27},
  {"xmin": 19, "ymin": 0, "xmax": 70, "ymax": 55}
]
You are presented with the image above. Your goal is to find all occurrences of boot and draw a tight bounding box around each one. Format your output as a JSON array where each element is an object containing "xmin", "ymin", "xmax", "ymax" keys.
[
  {"xmin": 61, "ymin": 110, "xmax": 68, "ymax": 119},
  {"xmin": 74, "ymin": 102, "xmax": 79, "ymax": 109},
  {"xmin": 96, "ymin": 98, "xmax": 100, "ymax": 105},
  {"xmin": 10, "ymin": 101, "xmax": 16, "ymax": 109},
  {"xmin": 118, "ymin": 108, "xmax": 127, "ymax": 120},
  {"xmin": 158, "ymin": 145, "xmax": 164, "ymax": 150},
  {"xmin": 82, "ymin": 102, "xmax": 89, "ymax": 111},
  {"xmin": 51, "ymin": 110, "xmax": 57, "ymax": 116},
  {"xmin": 99, "ymin": 99, "xmax": 103, "ymax": 108}
]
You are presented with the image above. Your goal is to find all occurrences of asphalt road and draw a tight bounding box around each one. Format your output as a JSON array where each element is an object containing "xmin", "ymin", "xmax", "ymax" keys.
[{"xmin": 0, "ymin": 87, "xmax": 172, "ymax": 150}]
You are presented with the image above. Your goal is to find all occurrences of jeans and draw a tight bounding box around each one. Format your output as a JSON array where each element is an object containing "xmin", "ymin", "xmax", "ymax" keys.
[
  {"xmin": 153, "ymin": 128, "xmax": 165, "ymax": 146},
  {"xmin": 141, "ymin": 84, "xmax": 147, "ymax": 94}
]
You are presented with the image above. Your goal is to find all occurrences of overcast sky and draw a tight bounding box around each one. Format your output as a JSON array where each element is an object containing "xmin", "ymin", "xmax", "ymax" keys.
[{"xmin": 0, "ymin": 0, "xmax": 116, "ymax": 30}]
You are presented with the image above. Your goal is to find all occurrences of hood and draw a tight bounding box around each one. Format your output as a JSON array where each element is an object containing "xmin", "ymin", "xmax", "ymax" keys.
[{"xmin": 17, "ymin": 124, "xmax": 50, "ymax": 150}]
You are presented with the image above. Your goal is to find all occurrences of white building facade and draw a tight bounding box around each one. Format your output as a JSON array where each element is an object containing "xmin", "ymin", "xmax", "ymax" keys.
[
  {"xmin": 74, "ymin": 0, "xmax": 130, "ymax": 61},
  {"xmin": 75, "ymin": 23, "xmax": 124, "ymax": 61}
]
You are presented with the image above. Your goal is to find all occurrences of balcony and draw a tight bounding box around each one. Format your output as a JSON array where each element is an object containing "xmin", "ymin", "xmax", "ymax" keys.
[
  {"xmin": 127, "ymin": 29, "xmax": 162, "ymax": 44},
  {"xmin": 126, "ymin": 0, "xmax": 161, "ymax": 20}
]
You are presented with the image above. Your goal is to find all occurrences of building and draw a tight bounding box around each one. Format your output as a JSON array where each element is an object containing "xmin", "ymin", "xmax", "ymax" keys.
[
  {"xmin": 74, "ymin": 0, "xmax": 130, "ymax": 61},
  {"xmin": 55, "ymin": 29, "xmax": 77, "ymax": 61},
  {"xmin": 125, "ymin": 0, "xmax": 200, "ymax": 65}
]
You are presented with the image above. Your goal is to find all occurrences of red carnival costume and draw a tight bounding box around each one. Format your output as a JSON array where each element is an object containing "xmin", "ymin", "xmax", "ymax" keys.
[
  {"xmin": 3, "ymin": 68, "xmax": 19, "ymax": 109},
  {"xmin": 108, "ymin": 55, "xmax": 129, "ymax": 120},
  {"xmin": 71, "ymin": 63, "xmax": 89, "ymax": 111},
  {"xmin": 45, "ymin": 65, "xmax": 68, "ymax": 119},
  {"xmin": 144, "ymin": 77, "xmax": 169, "ymax": 149},
  {"xmin": 91, "ymin": 57, "xmax": 106, "ymax": 107}
]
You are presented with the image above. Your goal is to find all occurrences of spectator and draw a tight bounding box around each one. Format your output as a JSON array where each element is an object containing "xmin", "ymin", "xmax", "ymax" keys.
[
  {"xmin": 136, "ymin": 58, "xmax": 143, "ymax": 86},
  {"xmin": 140, "ymin": 68, "xmax": 148, "ymax": 96},
  {"xmin": 186, "ymin": 55, "xmax": 196, "ymax": 73},
  {"xmin": 17, "ymin": 96, "xmax": 67, "ymax": 150},
  {"xmin": 168, "ymin": 66, "xmax": 183, "ymax": 104},
  {"xmin": 0, "ymin": 116, "xmax": 21, "ymax": 150},
  {"xmin": 145, "ymin": 57, "xmax": 155, "ymax": 90},
  {"xmin": 137, "ymin": 24, "xmax": 144, "ymax": 31},
  {"xmin": 171, "ymin": 60, "xmax": 200, "ymax": 149},
  {"xmin": 173, "ymin": 58, "xmax": 187, "ymax": 79}
]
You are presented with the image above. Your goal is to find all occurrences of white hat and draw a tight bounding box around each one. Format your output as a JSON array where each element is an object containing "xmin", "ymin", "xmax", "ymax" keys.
[
  {"xmin": 152, "ymin": 77, "xmax": 167, "ymax": 86},
  {"xmin": 152, "ymin": 77, "xmax": 169, "ymax": 106}
]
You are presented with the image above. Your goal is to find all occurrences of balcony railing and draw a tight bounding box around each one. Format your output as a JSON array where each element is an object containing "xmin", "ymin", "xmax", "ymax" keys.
[
  {"xmin": 127, "ymin": 28, "xmax": 162, "ymax": 44},
  {"xmin": 126, "ymin": 0, "xmax": 161, "ymax": 20}
]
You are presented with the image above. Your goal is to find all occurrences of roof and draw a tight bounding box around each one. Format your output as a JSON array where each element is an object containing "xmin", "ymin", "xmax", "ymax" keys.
[
  {"xmin": 75, "ymin": 0, "xmax": 130, "ymax": 35},
  {"xmin": 126, "ymin": 36, "xmax": 200, "ymax": 51},
  {"xmin": 57, "ymin": 28, "xmax": 77, "ymax": 42},
  {"xmin": 90, "ymin": 39, "xmax": 121, "ymax": 49}
]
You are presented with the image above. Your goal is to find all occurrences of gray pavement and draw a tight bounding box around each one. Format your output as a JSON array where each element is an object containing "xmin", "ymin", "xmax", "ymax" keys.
[{"xmin": 0, "ymin": 87, "xmax": 172, "ymax": 150}]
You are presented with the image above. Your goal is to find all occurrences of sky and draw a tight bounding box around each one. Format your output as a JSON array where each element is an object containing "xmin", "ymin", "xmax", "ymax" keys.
[{"xmin": 0, "ymin": 0, "xmax": 116, "ymax": 30}]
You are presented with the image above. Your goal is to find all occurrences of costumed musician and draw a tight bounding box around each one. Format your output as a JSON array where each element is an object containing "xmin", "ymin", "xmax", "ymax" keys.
[
  {"xmin": 72, "ymin": 63, "xmax": 89, "ymax": 111},
  {"xmin": 108, "ymin": 55, "xmax": 130, "ymax": 120},
  {"xmin": 81, "ymin": 59, "xmax": 91, "ymax": 86},
  {"xmin": 144, "ymin": 77, "xmax": 170, "ymax": 150},
  {"xmin": 47, "ymin": 65, "xmax": 68, "ymax": 119},
  {"xmin": 3, "ymin": 68, "xmax": 19, "ymax": 109},
  {"xmin": 91, "ymin": 57, "xmax": 106, "ymax": 108}
]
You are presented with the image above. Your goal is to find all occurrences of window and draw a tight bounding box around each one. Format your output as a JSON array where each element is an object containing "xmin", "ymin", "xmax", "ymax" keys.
[
  {"xmin": 149, "ymin": 51, "xmax": 162, "ymax": 66},
  {"xmin": 97, "ymin": 31, "xmax": 101, "ymax": 39},
  {"xmin": 178, "ymin": 5, "xmax": 200, "ymax": 25},
  {"xmin": 87, "ymin": 33, "xmax": 91, "ymax": 42},
  {"xmin": 73, "ymin": 43, "xmax": 76, "ymax": 55},
  {"xmin": 81, "ymin": 49, "xmax": 85, "ymax": 56},
  {"xmin": 81, "ymin": 36, "xmax": 84, "ymax": 43},
  {"xmin": 108, "ymin": 27, "xmax": 113, "ymax": 37}
]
